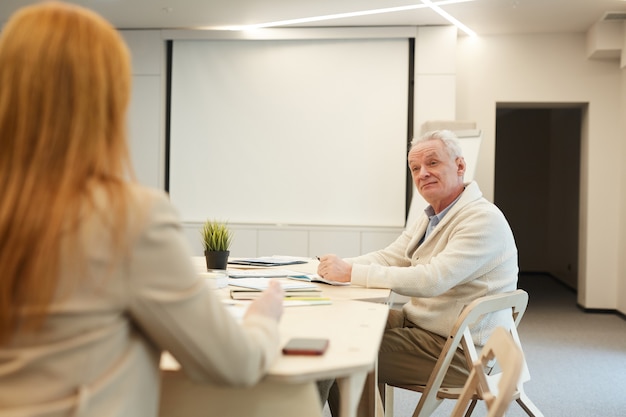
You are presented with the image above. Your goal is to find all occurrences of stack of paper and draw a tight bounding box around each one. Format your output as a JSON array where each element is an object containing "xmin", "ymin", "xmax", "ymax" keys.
[
  {"xmin": 287, "ymin": 274, "xmax": 350, "ymax": 286},
  {"xmin": 231, "ymin": 287, "xmax": 323, "ymax": 300},
  {"xmin": 228, "ymin": 256, "xmax": 308, "ymax": 267},
  {"xmin": 227, "ymin": 278, "xmax": 318, "ymax": 291},
  {"xmin": 227, "ymin": 269, "xmax": 294, "ymax": 278}
]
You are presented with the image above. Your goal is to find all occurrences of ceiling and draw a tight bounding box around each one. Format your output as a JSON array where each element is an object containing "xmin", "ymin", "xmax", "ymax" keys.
[{"xmin": 1, "ymin": 0, "xmax": 626, "ymax": 35}]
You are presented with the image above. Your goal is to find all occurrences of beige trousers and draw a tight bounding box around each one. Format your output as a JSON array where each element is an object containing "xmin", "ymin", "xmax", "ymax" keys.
[{"xmin": 318, "ymin": 308, "xmax": 469, "ymax": 416}]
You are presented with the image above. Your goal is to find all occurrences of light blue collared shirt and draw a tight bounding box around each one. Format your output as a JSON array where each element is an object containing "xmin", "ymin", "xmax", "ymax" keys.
[{"xmin": 422, "ymin": 192, "xmax": 463, "ymax": 241}]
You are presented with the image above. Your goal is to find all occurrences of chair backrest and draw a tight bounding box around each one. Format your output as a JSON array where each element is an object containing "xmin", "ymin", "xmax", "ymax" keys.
[
  {"xmin": 450, "ymin": 326, "xmax": 524, "ymax": 417},
  {"xmin": 413, "ymin": 289, "xmax": 530, "ymax": 416}
]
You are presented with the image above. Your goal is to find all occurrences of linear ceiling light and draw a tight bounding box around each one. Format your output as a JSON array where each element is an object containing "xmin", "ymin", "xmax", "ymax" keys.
[
  {"xmin": 212, "ymin": 0, "xmax": 476, "ymax": 32},
  {"xmin": 421, "ymin": 0, "xmax": 477, "ymax": 37}
]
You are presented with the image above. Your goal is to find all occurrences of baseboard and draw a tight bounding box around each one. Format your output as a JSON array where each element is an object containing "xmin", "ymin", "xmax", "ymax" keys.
[
  {"xmin": 577, "ymin": 305, "xmax": 626, "ymax": 321},
  {"xmin": 520, "ymin": 271, "xmax": 626, "ymax": 321},
  {"xmin": 519, "ymin": 271, "xmax": 576, "ymax": 293}
]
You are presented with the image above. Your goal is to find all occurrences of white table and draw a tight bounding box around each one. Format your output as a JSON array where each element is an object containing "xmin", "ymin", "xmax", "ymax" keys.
[
  {"xmin": 271, "ymin": 300, "xmax": 388, "ymax": 416},
  {"xmin": 160, "ymin": 259, "xmax": 390, "ymax": 417}
]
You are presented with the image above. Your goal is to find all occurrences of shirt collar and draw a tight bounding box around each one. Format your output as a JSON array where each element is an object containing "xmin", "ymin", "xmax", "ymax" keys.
[{"xmin": 424, "ymin": 191, "xmax": 463, "ymax": 222}]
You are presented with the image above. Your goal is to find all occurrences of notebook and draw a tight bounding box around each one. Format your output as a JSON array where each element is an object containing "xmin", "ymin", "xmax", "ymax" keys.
[{"xmin": 227, "ymin": 278, "xmax": 318, "ymax": 291}]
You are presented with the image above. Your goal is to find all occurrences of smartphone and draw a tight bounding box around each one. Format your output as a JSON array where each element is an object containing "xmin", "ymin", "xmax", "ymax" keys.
[{"xmin": 282, "ymin": 337, "xmax": 329, "ymax": 356}]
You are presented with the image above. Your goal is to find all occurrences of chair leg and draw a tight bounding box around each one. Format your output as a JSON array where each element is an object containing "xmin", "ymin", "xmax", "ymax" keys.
[
  {"xmin": 463, "ymin": 399, "xmax": 478, "ymax": 417},
  {"xmin": 516, "ymin": 391, "xmax": 544, "ymax": 417},
  {"xmin": 384, "ymin": 385, "xmax": 394, "ymax": 417},
  {"xmin": 375, "ymin": 386, "xmax": 385, "ymax": 417},
  {"xmin": 412, "ymin": 396, "xmax": 443, "ymax": 417}
]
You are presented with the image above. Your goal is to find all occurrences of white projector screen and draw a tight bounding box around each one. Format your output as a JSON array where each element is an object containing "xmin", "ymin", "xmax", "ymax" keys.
[{"xmin": 169, "ymin": 38, "xmax": 409, "ymax": 227}]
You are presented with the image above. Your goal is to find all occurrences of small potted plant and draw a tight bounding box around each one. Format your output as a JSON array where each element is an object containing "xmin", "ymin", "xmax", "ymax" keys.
[{"xmin": 200, "ymin": 219, "xmax": 233, "ymax": 270}]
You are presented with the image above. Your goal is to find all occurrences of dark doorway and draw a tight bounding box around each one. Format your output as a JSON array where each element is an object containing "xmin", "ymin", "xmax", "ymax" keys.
[{"xmin": 494, "ymin": 105, "xmax": 582, "ymax": 289}]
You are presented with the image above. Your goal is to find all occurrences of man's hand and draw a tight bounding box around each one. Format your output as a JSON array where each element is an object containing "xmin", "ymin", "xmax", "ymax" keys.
[{"xmin": 317, "ymin": 254, "xmax": 352, "ymax": 283}]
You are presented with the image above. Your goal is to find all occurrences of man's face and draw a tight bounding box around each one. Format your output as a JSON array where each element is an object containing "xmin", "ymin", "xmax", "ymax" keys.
[{"xmin": 407, "ymin": 139, "xmax": 466, "ymax": 211}]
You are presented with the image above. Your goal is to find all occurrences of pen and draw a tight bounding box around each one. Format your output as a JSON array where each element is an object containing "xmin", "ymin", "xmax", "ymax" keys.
[{"xmin": 315, "ymin": 256, "xmax": 320, "ymax": 261}]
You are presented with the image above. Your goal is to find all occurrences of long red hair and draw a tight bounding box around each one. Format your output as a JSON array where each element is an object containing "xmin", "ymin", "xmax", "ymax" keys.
[{"xmin": 0, "ymin": 1, "xmax": 135, "ymax": 343}]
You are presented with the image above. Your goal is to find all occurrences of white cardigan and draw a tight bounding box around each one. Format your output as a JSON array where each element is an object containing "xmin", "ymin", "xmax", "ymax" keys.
[
  {"xmin": 348, "ymin": 181, "xmax": 518, "ymax": 345},
  {"xmin": 0, "ymin": 185, "xmax": 280, "ymax": 417}
]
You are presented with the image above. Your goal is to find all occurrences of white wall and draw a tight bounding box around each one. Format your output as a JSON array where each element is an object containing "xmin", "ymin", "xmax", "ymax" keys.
[
  {"xmin": 456, "ymin": 33, "xmax": 625, "ymax": 312},
  {"xmin": 121, "ymin": 30, "xmax": 166, "ymax": 190}
]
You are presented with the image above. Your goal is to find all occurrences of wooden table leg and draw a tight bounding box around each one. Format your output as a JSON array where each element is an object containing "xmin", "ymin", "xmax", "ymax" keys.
[{"xmin": 335, "ymin": 371, "xmax": 367, "ymax": 417}]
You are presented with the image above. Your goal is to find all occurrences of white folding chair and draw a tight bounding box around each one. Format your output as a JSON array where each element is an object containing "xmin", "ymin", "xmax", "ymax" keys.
[
  {"xmin": 450, "ymin": 326, "xmax": 524, "ymax": 417},
  {"xmin": 384, "ymin": 289, "xmax": 543, "ymax": 417}
]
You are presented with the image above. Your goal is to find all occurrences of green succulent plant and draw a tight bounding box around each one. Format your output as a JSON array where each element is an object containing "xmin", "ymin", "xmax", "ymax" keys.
[{"xmin": 200, "ymin": 219, "xmax": 233, "ymax": 252}]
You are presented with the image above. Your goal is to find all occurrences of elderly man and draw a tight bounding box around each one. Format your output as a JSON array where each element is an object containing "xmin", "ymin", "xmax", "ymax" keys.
[{"xmin": 317, "ymin": 130, "xmax": 518, "ymax": 416}]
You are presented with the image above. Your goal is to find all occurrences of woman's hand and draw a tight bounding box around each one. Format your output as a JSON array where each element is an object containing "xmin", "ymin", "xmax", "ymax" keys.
[{"xmin": 244, "ymin": 280, "xmax": 284, "ymax": 321}]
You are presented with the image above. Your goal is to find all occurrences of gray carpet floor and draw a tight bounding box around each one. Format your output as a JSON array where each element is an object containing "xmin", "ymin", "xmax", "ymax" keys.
[{"xmin": 324, "ymin": 274, "xmax": 626, "ymax": 417}]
